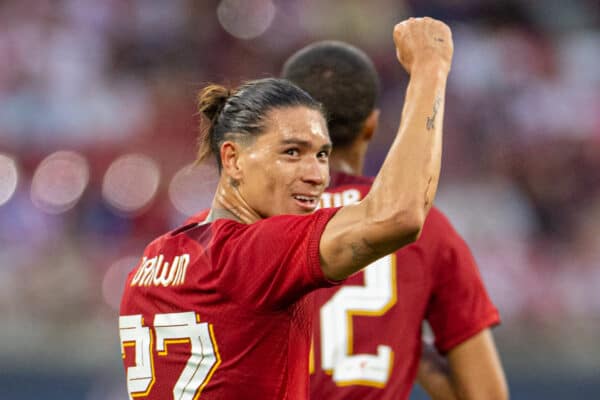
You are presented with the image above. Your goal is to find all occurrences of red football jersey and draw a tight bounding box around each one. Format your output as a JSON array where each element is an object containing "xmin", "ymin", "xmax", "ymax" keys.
[
  {"xmin": 119, "ymin": 208, "xmax": 340, "ymax": 400},
  {"xmin": 308, "ymin": 171, "xmax": 500, "ymax": 400}
]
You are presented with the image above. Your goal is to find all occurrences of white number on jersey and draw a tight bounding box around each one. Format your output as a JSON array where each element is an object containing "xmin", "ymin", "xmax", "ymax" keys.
[
  {"xmin": 319, "ymin": 254, "xmax": 397, "ymax": 387},
  {"xmin": 119, "ymin": 311, "xmax": 220, "ymax": 399}
]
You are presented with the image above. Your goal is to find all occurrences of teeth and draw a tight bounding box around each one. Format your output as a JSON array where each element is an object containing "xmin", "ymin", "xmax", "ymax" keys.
[{"xmin": 294, "ymin": 195, "xmax": 314, "ymax": 202}]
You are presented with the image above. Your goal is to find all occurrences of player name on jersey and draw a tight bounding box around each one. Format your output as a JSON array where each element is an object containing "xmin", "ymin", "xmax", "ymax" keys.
[
  {"xmin": 130, "ymin": 253, "xmax": 190, "ymax": 287},
  {"xmin": 319, "ymin": 188, "xmax": 361, "ymax": 208}
]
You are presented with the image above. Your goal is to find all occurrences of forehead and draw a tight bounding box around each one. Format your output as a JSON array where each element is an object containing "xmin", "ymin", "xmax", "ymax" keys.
[{"xmin": 259, "ymin": 106, "xmax": 330, "ymax": 146}]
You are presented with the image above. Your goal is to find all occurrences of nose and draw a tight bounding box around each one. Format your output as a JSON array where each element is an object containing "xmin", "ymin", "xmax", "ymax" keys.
[{"xmin": 301, "ymin": 156, "xmax": 328, "ymax": 186}]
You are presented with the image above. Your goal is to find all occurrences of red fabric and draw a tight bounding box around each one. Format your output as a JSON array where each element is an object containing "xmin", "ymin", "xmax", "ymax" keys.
[
  {"xmin": 181, "ymin": 172, "xmax": 500, "ymax": 400},
  {"xmin": 120, "ymin": 207, "xmax": 340, "ymax": 400},
  {"xmin": 308, "ymin": 171, "xmax": 500, "ymax": 400}
]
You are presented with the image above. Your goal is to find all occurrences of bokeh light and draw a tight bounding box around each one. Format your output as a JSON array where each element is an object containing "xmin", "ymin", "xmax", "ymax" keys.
[
  {"xmin": 217, "ymin": 0, "xmax": 276, "ymax": 40},
  {"xmin": 102, "ymin": 153, "xmax": 160, "ymax": 216},
  {"xmin": 0, "ymin": 153, "xmax": 19, "ymax": 207},
  {"xmin": 169, "ymin": 162, "xmax": 218, "ymax": 217},
  {"xmin": 102, "ymin": 256, "xmax": 140, "ymax": 311},
  {"xmin": 30, "ymin": 151, "xmax": 89, "ymax": 214}
]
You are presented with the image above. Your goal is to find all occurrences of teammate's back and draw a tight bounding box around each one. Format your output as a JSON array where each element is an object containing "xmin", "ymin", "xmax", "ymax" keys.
[{"xmin": 309, "ymin": 172, "xmax": 500, "ymax": 399}]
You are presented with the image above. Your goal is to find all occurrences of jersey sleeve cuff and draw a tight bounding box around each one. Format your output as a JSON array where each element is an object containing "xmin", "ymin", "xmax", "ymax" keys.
[{"xmin": 435, "ymin": 310, "xmax": 501, "ymax": 354}]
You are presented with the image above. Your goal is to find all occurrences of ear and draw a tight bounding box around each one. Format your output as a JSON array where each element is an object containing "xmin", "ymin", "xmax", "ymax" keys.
[
  {"xmin": 361, "ymin": 109, "xmax": 380, "ymax": 142},
  {"xmin": 220, "ymin": 140, "xmax": 244, "ymax": 181}
]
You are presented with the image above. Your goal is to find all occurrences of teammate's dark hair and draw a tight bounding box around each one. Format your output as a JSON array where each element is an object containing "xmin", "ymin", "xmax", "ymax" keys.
[
  {"xmin": 282, "ymin": 41, "xmax": 380, "ymax": 148},
  {"xmin": 196, "ymin": 78, "xmax": 323, "ymax": 170}
]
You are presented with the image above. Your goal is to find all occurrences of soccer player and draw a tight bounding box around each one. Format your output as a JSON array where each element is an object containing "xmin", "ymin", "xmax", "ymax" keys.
[
  {"xmin": 119, "ymin": 17, "xmax": 452, "ymax": 400},
  {"xmin": 282, "ymin": 41, "xmax": 508, "ymax": 399}
]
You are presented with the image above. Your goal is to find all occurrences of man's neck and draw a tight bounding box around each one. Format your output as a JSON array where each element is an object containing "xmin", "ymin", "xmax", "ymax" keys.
[
  {"xmin": 329, "ymin": 146, "xmax": 365, "ymax": 176},
  {"xmin": 209, "ymin": 180, "xmax": 262, "ymax": 224},
  {"xmin": 206, "ymin": 207, "xmax": 241, "ymax": 223}
]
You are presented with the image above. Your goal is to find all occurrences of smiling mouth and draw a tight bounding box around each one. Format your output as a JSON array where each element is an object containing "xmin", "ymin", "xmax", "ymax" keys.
[{"xmin": 292, "ymin": 194, "xmax": 319, "ymax": 211}]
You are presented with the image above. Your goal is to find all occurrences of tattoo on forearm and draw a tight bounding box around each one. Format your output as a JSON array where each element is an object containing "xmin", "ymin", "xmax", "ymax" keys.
[
  {"xmin": 426, "ymin": 96, "xmax": 442, "ymax": 131},
  {"xmin": 350, "ymin": 237, "xmax": 377, "ymax": 265}
]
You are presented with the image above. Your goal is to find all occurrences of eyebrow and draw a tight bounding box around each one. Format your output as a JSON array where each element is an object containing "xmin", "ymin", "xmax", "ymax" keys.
[{"xmin": 280, "ymin": 139, "xmax": 332, "ymax": 152}]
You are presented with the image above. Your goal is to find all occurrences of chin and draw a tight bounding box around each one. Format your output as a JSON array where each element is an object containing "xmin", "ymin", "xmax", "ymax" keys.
[{"xmin": 293, "ymin": 207, "xmax": 316, "ymax": 215}]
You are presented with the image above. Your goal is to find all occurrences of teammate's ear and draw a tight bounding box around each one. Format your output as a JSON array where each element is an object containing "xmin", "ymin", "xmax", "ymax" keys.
[
  {"xmin": 362, "ymin": 109, "xmax": 380, "ymax": 142},
  {"xmin": 220, "ymin": 141, "xmax": 244, "ymax": 180}
]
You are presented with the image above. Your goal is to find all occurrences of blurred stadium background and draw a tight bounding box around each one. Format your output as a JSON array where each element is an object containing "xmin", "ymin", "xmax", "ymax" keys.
[{"xmin": 1, "ymin": 0, "xmax": 599, "ymax": 398}]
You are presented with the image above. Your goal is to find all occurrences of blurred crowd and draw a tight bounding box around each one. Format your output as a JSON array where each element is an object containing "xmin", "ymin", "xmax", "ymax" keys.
[{"xmin": 1, "ymin": 0, "xmax": 599, "ymax": 376}]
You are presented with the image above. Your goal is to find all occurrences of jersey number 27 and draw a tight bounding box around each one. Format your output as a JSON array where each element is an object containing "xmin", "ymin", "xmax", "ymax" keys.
[{"xmin": 119, "ymin": 311, "xmax": 220, "ymax": 399}]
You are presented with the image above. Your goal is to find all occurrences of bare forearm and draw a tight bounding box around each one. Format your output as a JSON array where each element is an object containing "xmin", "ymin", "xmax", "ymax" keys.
[
  {"xmin": 319, "ymin": 67, "xmax": 448, "ymax": 279},
  {"xmin": 365, "ymin": 63, "xmax": 447, "ymax": 240},
  {"xmin": 318, "ymin": 18, "xmax": 453, "ymax": 281},
  {"xmin": 351, "ymin": 19, "xmax": 452, "ymax": 262},
  {"xmin": 447, "ymin": 330, "xmax": 509, "ymax": 400},
  {"xmin": 418, "ymin": 341, "xmax": 459, "ymax": 400}
]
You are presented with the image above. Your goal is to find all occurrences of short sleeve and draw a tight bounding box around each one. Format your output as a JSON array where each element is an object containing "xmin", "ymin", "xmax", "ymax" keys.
[
  {"xmin": 424, "ymin": 211, "xmax": 500, "ymax": 353},
  {"xmin": 209, "ymin": 208, "xmax": 341, "ymax": 311}
]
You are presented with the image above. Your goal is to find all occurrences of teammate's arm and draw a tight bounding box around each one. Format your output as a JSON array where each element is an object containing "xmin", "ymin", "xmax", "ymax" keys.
[
  {"xmin": 447, "ymin": 329, "xmax": 509, "ymax": 400},
  {"xmin": 418, "ymin": 330, "xmax": 509, "ymax": 400},
  {"xmin": 319, "ymin": 17, "xmax": 453, "ymax": 280},
  {"xmin": 417, "ymin": 340, "xmax": 457, "ymax": 400}
]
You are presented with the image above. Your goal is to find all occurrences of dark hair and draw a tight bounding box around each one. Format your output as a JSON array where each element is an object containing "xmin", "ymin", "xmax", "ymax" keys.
[
  {"xmin": 282, "ymin": 41, "xmax": 380, "ymax": 148},
  {"xmin": 196, "ymin": 78, "xmax": 323, "ymax": 170}
]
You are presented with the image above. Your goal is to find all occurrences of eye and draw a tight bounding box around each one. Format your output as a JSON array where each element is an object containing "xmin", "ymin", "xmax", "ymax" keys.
[
  {"xmin": 317, "ymin": 150, "xmax": 330, "ymax": 160},
  {"xmin": 284, "ymin": 148, "xmax": 300, "ymax": 157}
]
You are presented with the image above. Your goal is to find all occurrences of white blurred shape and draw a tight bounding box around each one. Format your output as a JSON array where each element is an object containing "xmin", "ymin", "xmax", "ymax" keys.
[
  {"xmin": 102, "ymin": 154, "xmax": 160, "ymax": 216},
  {"xmin": 449, "ymin": 26, "xmax": 504, "ymax": 94},
  {"xmin": 436, "ymin": 178, "xmax": 536, "ymax": 319},
  {"xmin": 102, "ymin": 256, "xmax": 140, "ymax": 311},
  {"xmin": 217, "ymin": 0, "xmax": 276, "ymax": 40},
  {"xmin": 0, "ymin": 154, "xmax": 19, "ymax": 207},
  {"xmin": 169, "ymin": 163, "xmax": 218, "ymax": 217},
  {"xmin": 559, "ymin": 32, "xmax": 600, "ymax": 86},
  {"xmin": 31, "ymin": 151, "xmax": 89, "ymax": 214}
]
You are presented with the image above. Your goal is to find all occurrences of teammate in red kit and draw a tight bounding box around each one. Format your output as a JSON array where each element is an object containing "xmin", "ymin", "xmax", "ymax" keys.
[
  {"xmin": 282, "ymin": 41, "xmax": 508, "ymax": 399},
  {"xmin": 120, "ymin": 18, "xmax": 453, "ymax": 400}
]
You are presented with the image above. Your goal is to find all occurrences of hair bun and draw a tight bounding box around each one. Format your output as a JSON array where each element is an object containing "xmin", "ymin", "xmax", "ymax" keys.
[{"xmin": 197, "ymin": 84, "xmax": 232, "ymax": 122}]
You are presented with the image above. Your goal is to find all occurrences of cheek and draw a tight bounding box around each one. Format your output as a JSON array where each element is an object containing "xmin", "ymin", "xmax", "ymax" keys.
[
  {"xmin": 262, "ymin": 173, "xmax": 279, "ymax": 194},
  {"xmin": 268, "ymin": 160, "xmax": 291, "ymax": 192},
  {"xmin": 243, "ymin": 153, "xmax": 269, "ymax": 181},
  {"xmin": 320, "ymin": 163, "xmax": 330, "ymax": 184}
]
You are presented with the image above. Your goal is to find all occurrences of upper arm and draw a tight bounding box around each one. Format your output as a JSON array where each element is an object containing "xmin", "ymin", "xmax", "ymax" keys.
[
  {"xmin": 319, "ymin": 201, "xmax": 422, "ymax": 281},
  {"xmin": 446, "ymin": 329, "xmax": 509, "ymax": 400},
  {"xmin": 212, "ymin": 210, "xmax": 338, "ymax": 310}
]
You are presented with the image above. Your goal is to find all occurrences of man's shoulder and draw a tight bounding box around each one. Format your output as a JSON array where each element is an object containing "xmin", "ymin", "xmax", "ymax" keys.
[
  {"xmin": 142, "ymin": 223, "xmax": 207, "ymax": 256},
  {"xmin": 261, "ymin": 208, "xmax": 340, "ymax": 228},
  {"xmin": 413, "ymin": 206, "xmax": 464, "ymax": 247},
  {"xmin": 424, "ymin": 206, "xmax": 455, "ymax": 231},
  {"xmin": 329, "ymin": 171, "xmax": 374, "ymax": 188},
  {"xmin": 184, "ymin": 209, "xmax": 210, "ymax": 225},
  {"xmin": 323, "ymin": 172, "xmax": 372, "ymax": 208}
]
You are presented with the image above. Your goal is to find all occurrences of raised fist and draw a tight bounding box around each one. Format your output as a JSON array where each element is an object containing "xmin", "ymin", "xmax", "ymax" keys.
[{"xmin": 393, "ymin": 17, "xmax": 453, "ymax": 74}]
